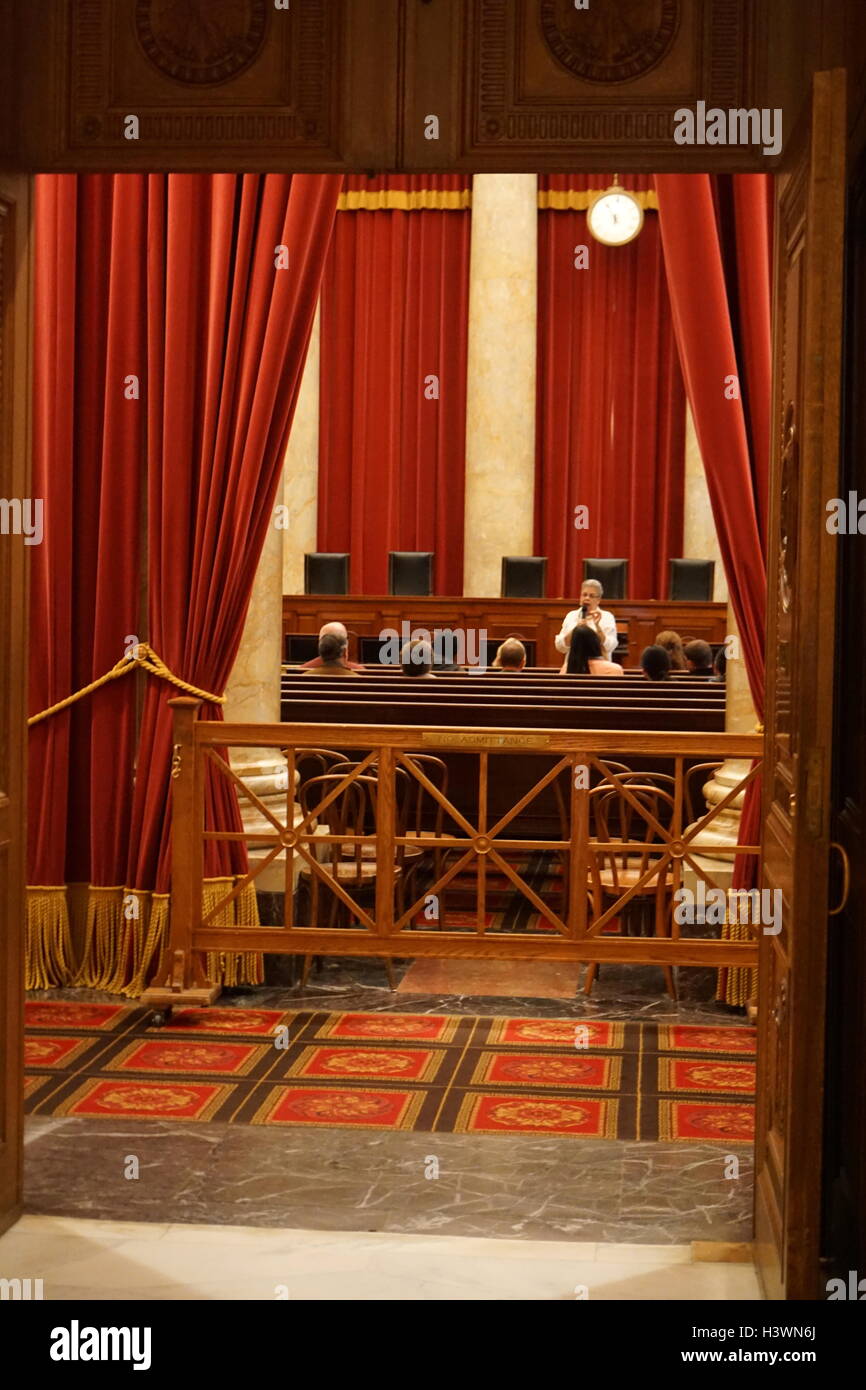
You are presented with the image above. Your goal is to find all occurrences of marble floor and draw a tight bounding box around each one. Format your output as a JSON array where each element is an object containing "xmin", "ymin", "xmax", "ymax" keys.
[
  {"xmin": 24, "ymin": 958, "xmax": 754, "ymax": 1248},
  {"xmin": 0, "ymin": 1215, "xmax": 762, "ymax": 1301}
]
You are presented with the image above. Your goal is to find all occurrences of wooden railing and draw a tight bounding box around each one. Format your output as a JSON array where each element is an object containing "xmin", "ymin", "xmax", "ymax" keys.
[{"xmin": 141, "ymin": 697, "xmax": 763, "ymax": 1014}]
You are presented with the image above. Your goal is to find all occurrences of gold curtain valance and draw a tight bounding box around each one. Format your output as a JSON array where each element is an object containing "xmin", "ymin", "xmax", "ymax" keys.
[
  {"xmin": 537, "ymin": 188, "xmax": 658, "ymax": 211},
  {"xmin": 337, "ymin": 188, "xmax": 472, "ymax": 212}
]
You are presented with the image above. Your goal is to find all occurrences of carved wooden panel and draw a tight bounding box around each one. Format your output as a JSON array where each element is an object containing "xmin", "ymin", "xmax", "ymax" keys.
[
  {"xmin": 15, "ymin": 0, "xmax": 402, "ymax": 171},
  {"xmin": 442, "ymin": 0, "xmax": 765, "ymax": 171},
  {"xmin": 754, "ymin": 70, "xmax": 846, "ymax": 1302}
]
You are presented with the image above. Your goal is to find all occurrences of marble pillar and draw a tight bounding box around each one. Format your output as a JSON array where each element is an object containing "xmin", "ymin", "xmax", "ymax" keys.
[
  {"xmin": 684, "ymin": 602, "xmax": 757, "ymax": 891},
  {"xmin": 223, "ymin": 514, "xmax": 291, "ymax": 893},
  {"xmin": 282, "ymin": 300, "xmax": 321, "ymax": 596},
  {"xmin": 683, "ymin": 402, "xmax": 728, "ymax": 603},
  {"xmin": 463, "ymin": 175, "xmax": 537, "ymax": 597}
]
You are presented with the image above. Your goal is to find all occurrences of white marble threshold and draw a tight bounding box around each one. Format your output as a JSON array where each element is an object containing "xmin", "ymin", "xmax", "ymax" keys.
[{"xmin": 0, "ymin": 1214, "xmax": 762, "ymax": 1301}]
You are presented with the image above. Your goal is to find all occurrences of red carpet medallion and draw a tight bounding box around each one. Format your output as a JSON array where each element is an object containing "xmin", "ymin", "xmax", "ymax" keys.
[{"xmin": 24, "ymin": 1001, "xmax": 755, "ymax": 1143}]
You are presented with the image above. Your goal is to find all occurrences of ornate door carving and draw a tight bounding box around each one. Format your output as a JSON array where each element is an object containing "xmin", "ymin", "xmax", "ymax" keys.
[{"xmin": 756, "ymin": 69, "xmax": 846, "ymax": 1301}]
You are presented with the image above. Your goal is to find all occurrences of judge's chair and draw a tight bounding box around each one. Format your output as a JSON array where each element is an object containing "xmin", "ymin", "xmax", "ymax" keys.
[
  {"xmin": 304, "ymin": 552, "xmax": 350, "ymax": 595},
  {"xmin": 669, "ymin": 558, "xmax": 715, "ymax": 601},
  {"xmin": 388, "ymin": 551, "xmax": 434, "ymax": 596},
  {"xmin": 501, "ymin": 555, "xmax": 547, "ymax": 598},
  {"xmin": 583, "ymin": 558, "xmax": 628, "ymax": 599}
]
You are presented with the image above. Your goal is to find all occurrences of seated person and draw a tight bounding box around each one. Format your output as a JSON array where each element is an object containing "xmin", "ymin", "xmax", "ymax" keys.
[
  {"xmin": 554, "ymin": 580, "xmax": 618, "ymax": 660},
  {"xmin": 401, "ymin": 639, "xmax": 436, "ymax": 679},
  {"xmin": 641, "ymin": 645, "xmax": 671, "ymax": 681},
  {"xmin": 303, "ymin": 630, "xmax": 360, "ymax": 675},
  {"xmin": 491, "ymin": 638, "xmax": 527, "ymax": 671},
  {"xmin": 560, "ymin": 624, "xmax": 623, "ymax": 676},
  {"xmin": 712, "ymin": 647, "xmax": 727, "ymax": 683},
  {"xmin": 684, "ymin": 639, "xmax": 715, "ymax": 676},
  {"xmin": 302, "ymin": 621, "xmax": 365, "ymax": 670},
  {"xmin": 654, "ymin": 628, "xmax": 688, "ymax": 671}
]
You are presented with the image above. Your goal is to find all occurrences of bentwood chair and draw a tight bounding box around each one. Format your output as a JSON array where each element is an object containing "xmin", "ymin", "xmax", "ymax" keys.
[
  {"xmin": 296, "ymin": 773, "xmax": 403, "ymax": 990},
  {"xmin": 584, "ymin": 780, "xmax": 677, "ymax": 1000},
  {"xmin": 329, "ymin": 756, "xmax": 450, "ymax": 928}
]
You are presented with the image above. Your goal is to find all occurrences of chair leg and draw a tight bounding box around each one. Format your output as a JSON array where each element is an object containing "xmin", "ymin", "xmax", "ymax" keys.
[
  {"xmin": 663, "ymin": 965, "xmax": 677, "ymax": 1001},
  {"xmin": 583, "ymin": 962, "xmax": 598, "ymax": 995},
  {"xmin": 300, "ymin": 954, "xmax": 313, "ymax": 988},
  {"xmin": 384, "ymin": 957, "xmax": 397, "ymax": 991}
]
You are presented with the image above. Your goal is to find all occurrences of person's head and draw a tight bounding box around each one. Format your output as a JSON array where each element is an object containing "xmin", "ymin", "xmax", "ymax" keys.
[
  {"xmin": 684, "ymin": 639, "xmax": 714, "ymax": 672},
  {"xmin": 654, "ymin": 629, "xmax": 687, "ymax": 670},
  {"xmin": 641, "ymin": 645, "xmax": 671, "ymax": 681},
  {"xmin": 318, "ymin": 620, "xmax": 348, "ymax": 645},
  {"xmin": 493, "ymin": 638, "xmax": 527, "ymax": 670},
  {"xmin": 713, "ymin": 646, "xmax": 727, "ymax": 681},
  {"xmin": 566, "ymin": 624, "xmax": 602, "ymax": 674},
  {"xmin": 579, "ymin": 578, "xmax": 603, "ymax": 613},
  {"xmin": 400, "ymin": 639, "xmax": 433, "ymax": 677},
  {"xmin": 318, "ymin": 631, "xmax": 347, "ymax": 664}
]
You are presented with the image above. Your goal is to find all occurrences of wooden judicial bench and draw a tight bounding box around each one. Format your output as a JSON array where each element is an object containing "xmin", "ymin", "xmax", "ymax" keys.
[{"xmin": 282, "ymin": 596, "xmax": 728, "ymax": 669}]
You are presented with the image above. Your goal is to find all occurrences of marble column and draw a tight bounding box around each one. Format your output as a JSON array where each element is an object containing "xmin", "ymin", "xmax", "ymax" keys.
[
  {"xmin": 223, "ymin": 513, "xmax": 290, "ymax": 893},
  {"xmin": 683, "ymin": 402, "xmax": 728, "ymax": 603},
  {"xmin": 282, "ymin": 300, "xmax": 321, "ymax": 596},
  {"xmin": 684, "ymin": 602, "xmax": 756, "ymax": 888},
  {"xmin": 463, "ymin": 175, "xmax": 537, "ymax": 596}
]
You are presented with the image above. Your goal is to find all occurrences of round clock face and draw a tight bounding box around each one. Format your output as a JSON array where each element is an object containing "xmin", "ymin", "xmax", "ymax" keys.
[{"xmin": 587, "ymin": 190, "xmax": 644, "ymax": 246}]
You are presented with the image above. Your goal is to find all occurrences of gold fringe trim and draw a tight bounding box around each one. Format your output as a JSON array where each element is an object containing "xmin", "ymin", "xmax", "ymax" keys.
[
  {"xmin": 337, "ymin": 188, "xmax": 471, "ymax": 212},
  {"xmin": 25, "ymin": 888, "xmax": 75, "ymax": 990},
  {"xmin": 538, "ymin": 188, "xmax": 658, "ymax": 211},
  {"xmin": 204, "ymin": 878, "xmax": 264, "ymax": 989},
  {"xmin": 57, "ymin": 878, "xmax": 263, "ymax": 998},
  {"xmin": 715, "ymin": 917, "xmax": 758, "ymax": 1008}
]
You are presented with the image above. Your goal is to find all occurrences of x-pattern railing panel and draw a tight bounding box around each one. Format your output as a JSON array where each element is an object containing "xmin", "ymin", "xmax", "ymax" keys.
[{"xmin": 175, "ymin": 713, "xmax": 763, "ymax": 962}]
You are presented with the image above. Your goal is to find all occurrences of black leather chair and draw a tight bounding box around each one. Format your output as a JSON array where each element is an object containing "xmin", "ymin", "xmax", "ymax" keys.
[
  {"xmin": 669, "ymin": 558, "xmax": 715, "ymax": 601},
  {"xmin": 501, "ymin": 556, "xmax": 547, "ymax": 599},
  {"xmin": 583, "ymin": 558, "xmax": 628, "ymax": 599},
  {"xmin": 304, "ymin": 552, "xmax": 349, "ymax": 595},
  {"xmin": 284, "ymin": 633, "xmax": 319, "ymax": 664},
  {"xmin": 388, "ymin": 551, "xmax": 434, "ymax": 597}
]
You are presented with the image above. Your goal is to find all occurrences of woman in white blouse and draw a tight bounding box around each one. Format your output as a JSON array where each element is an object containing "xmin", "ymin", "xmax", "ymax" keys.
[{"xmin": 554, "ymin": 580, "xmax": 618, "ymax": 661}]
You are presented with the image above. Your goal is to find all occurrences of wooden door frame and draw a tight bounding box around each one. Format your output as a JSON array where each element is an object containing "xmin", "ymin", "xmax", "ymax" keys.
[
  {"xmin": 0, "ymin": 170, "xmax": 31, "ymax": 1240},
  {"xmin": 0, "ymin": 83, "xmax": 851, "ymax": 1303}
]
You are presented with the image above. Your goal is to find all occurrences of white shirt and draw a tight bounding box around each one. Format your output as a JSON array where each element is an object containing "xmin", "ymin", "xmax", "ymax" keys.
[{"xmin": 554, "ymin": 607, "xmax": 618, "ymax": 660}]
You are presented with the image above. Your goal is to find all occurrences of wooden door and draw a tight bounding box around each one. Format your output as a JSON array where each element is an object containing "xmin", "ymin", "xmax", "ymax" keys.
[
  {"xmin": 0, "ymin": 172, "xmax": 30, "ymax": 1236},
  {"xmin": 820, "ymin": 145, "xmax": 866, "ymax": 1289},
  {"xmin": 756, "ymin": 70, "xmax": 847, "ymax": 1301}
]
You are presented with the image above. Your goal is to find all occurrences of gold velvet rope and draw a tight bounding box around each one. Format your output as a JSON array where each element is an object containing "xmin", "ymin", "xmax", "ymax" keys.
[{"xmin": 27, "ymin": 643, "xmax": 224, "ymax": 726}]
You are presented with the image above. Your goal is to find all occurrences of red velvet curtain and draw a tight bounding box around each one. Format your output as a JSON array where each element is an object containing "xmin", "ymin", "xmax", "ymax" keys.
[
  {"xmin": 29, "ymin": 172, "xmax": 340, "ymax": 993},
  {"xmin": 318, "ymin": 175, "xmax": 471, "ymax": 594},
  {"xmin": 655, "ymin": 174, "xmax": 773, "ymax": 1007},
  {"xmin": 29, "ymin": 174, "xmax": 148, "ymax": 987},
  {"xmin": 535, "ymin": 175, "xmax": 686, "ymax": 600},
  {"xmin": 655, "ymin": 174, "xmax": 771, "ymax": 715}
]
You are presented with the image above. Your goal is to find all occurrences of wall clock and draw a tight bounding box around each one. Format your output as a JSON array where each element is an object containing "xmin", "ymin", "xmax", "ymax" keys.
[{"xmin": 587, "ymin": 178, "xmax": 644, "ymax": 246}]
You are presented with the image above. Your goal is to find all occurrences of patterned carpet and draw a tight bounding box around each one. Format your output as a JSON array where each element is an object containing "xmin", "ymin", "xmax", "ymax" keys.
[{"xmin": 24, "ymin": 1001, "xmax": 755, "ymax": 1143}]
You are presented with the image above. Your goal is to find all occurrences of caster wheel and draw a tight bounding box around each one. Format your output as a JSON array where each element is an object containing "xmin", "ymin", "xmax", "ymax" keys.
[{"xmin": 151, "ymin": 1007, "xmax": 172, "ymax": 1027}]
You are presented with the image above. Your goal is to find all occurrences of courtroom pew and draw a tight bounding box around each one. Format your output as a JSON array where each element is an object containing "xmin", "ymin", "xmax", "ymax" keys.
[
  {"xmin": 278, "ymin": 696, "xmax": 724, "ymax": 732},
  {"xmin": 277, "ymin": 698, "xmax": 723, "ymax": 839}
]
